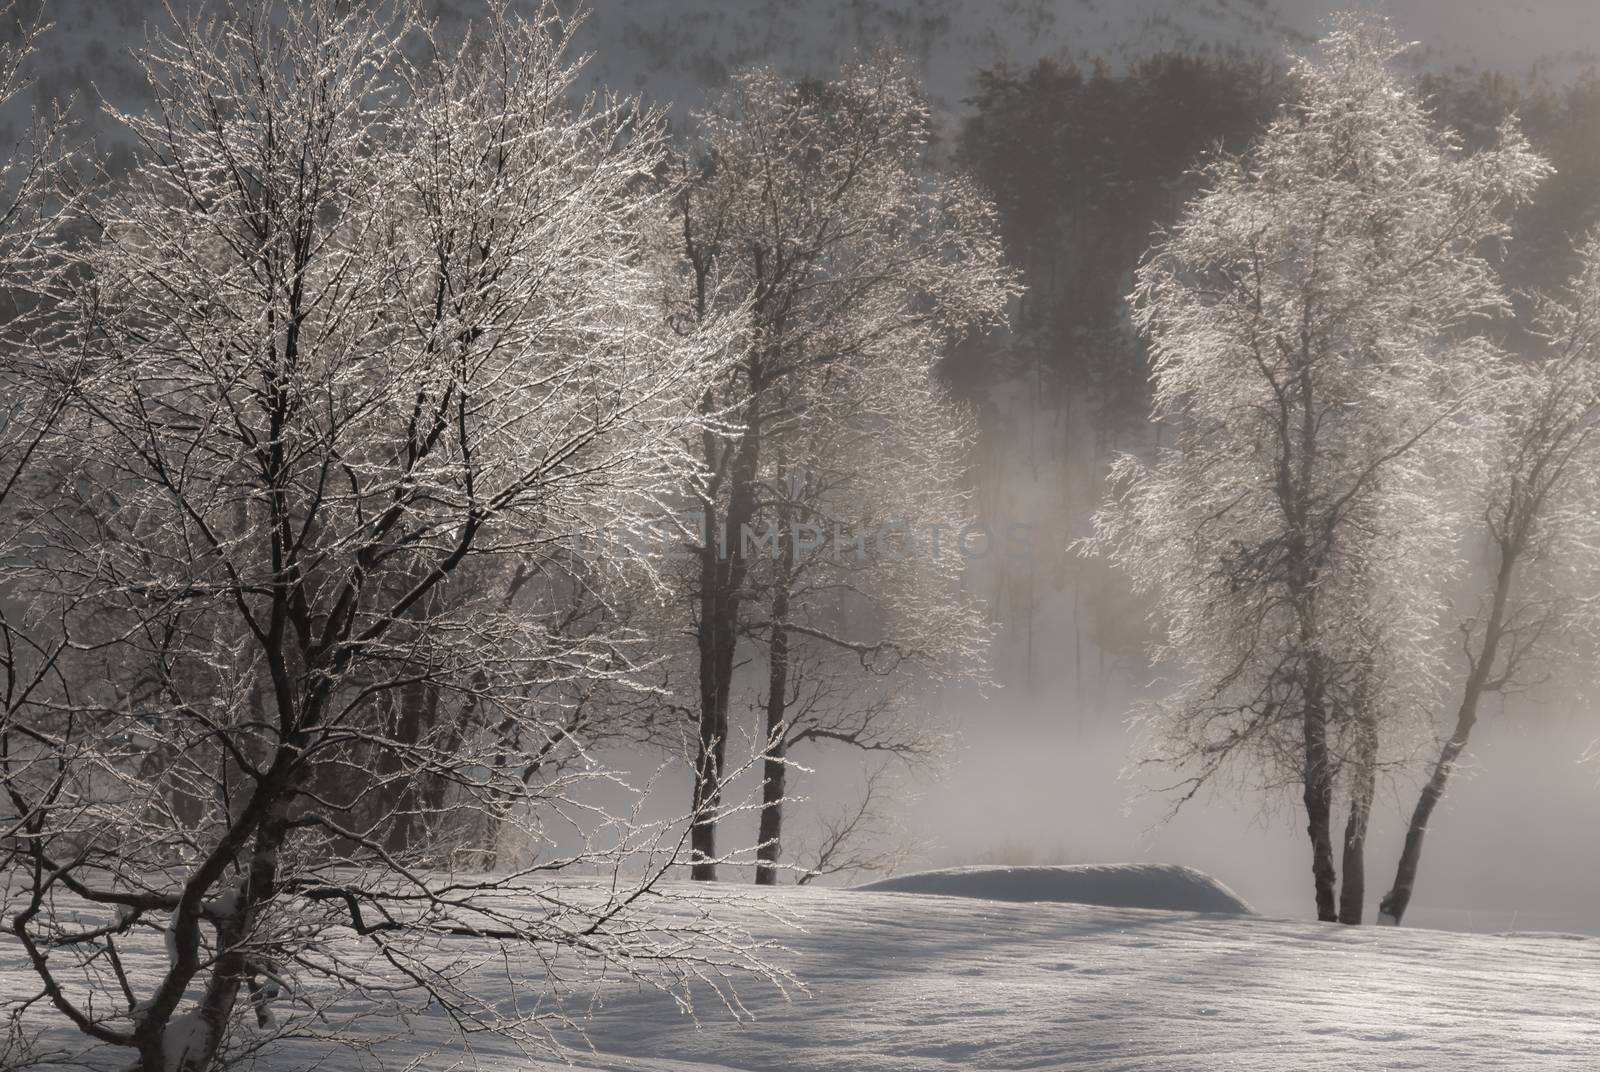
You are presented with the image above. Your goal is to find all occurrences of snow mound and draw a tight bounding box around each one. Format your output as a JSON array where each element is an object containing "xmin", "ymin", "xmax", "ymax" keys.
[{"xmin": 854, "ymin": 863, "xmax": 1255, "ymax": 915}]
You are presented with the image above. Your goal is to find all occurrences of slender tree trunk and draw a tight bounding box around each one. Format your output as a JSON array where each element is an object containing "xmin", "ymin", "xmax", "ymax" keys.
[
  {"xmin": 454, "ymin": 568, "xmax": 530, "ymax": 870},
  {"xmin": 755, "ymin": 499, "xmax": 795, "ymax": 885},
  {"xmin": 1379, "ymin": 721, "xmax": 1472, "ymax": 926},
  {"xmin": 382, "ymin": 678, "xmax": 437, "ymax": 856},
  {"xmin": 1303, "ymin": 690, "xmax": 1339, "ymax": 923},
  {"xmin": 691, "ymin": 524, "xmax": 728, "ymax": 880},
  {"xmin": 1290, "ymin": 358, "xmax": 1337, "ymax": 922},
  {"xmin": 1337, "ymin": 807, "xmax": 1366, "ymax": 925},
  {"xmin": 479, "ymin": 734, "xmax": 509, "ymax": 870},
  {"xmin": 1338, "ymin": 706, "xmax": 1378, "ymax": 924},
  {"xmin": 369, "ymin": 580, "xmax": 449, "ymax": 857},
  {"xmin": 1382, "ymin": 543, "xmax": 1515, "ymax": 924},
  {"xmin": 692, "ymin": 395, "xmax": 763, "ymax": 880},
  {"xmin": 754, "ymin": 732, "xmax": 787, "ymax": 884},
  {"xmin": 416, "ymin": 685, "xmax": 458, "ymax": 817}
]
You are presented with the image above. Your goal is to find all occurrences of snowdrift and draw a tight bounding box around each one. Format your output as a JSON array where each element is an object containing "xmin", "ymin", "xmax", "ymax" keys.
[{"xmin": 854, "ymin": 862, "xmax": 1255, "ymax": 914}]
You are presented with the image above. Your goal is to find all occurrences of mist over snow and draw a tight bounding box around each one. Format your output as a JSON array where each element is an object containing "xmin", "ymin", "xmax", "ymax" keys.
[{"xmin": 912, "ymin": 652, "xmax": 1600, "ymax": 934}]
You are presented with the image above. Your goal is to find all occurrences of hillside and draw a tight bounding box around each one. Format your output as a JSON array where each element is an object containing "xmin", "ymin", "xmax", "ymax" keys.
[
  {"xmin": 16, "ymin": 0, "xmax": 1599, "ymax": 139},
  {"xmin": 571, "ymin": 0, "xmax": 1599, "ymax": 119}
]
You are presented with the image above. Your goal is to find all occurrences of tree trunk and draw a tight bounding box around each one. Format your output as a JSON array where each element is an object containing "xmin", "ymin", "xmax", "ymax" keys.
[
  {"xmin": 755, "ymin": 500, "xmax": 794, "ymax": 885},
  {"xmin": 691, "ymin": 397, "xmax": 763, "ymax": 880},
  {"xmin": 754, "ymin": 714, "xmax": 787, "ymax": 885},
  {"xmin": 170, "ymin": 803, "xmax": 288, "ymax": 1071},
  {"xmin": 691, "ymin": 523, "xmax": 729, "ymax": 880},
  {"xmin": 1381, "ymin": 679, "xmax": 1489, "ymax": 925},
  {"xmin": 381, "ymin": 678, "xmax": 437, "ymax": 857},
  {"xmin": 1380, "ymin": 725, "xmax": 1469, "ymax": 926},
  {"xmin": 139, "ymin": 778, "xmax": 294, "ymax": 1072},
  {"xmin": 1302, "ymin": 678, "xmax": 1339, "ymax": 922},
  {"xmin": 1299, "ymin": 704, "xmax": 1337, "ymax": 921},
  {"xmin": 1338, "ymin": 707, "xmax": 1378, "ymax": 925},
  {"xmin": 1381, "ymin": 540, "xmax": 1515, "ymax": 926}
]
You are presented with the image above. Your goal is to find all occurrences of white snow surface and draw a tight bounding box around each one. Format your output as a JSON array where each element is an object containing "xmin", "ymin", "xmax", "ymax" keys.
[
  {"xmin": 854, "ymin": 862, "xmax": 1256, "ymax": 914},
  {"xmin": 8, "ymin": 875, "xmax": 1600, "ymax": 1070}
]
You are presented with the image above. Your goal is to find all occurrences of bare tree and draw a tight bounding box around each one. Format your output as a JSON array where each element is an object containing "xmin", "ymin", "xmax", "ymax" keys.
[
  {"xmin": 1, "ymin": 4, "xmax": 774, "ymax": 1070},
  {"xmin": 793, "ymin": 764, "xmax": 926, "ymax": 886},
  {"xmin": 0, "ymin": 0, "xmax": 79, "ymax": 509},
  {"xmin": 670, "ymin": 54, "xmax": 1015, "ymax": 879},
  {"xmin": 1379, "ymin": 233, "xmax": 1600, "ymax": 925},
  {"xmin": 747, "ymin": 344, "xmax": 985, "ymax": 884},
  {"xmin": 1089, "ymin": 14, "xmax": 1547, "ymax": 922}
]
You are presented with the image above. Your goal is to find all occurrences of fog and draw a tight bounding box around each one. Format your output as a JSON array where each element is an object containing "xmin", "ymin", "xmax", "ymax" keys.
[
  {"xmin": 910, "ymin": 678, "xmax": 1600, "ymax": 932},
  {"xmin": 1283, "ymin": 1, "xmax": 1599, "ymax": 71}
]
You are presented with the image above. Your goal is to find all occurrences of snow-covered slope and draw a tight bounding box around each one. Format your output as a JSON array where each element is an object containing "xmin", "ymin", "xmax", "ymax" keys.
[
  {"xmin": 557, "ymin": 885, "xmax": 1600, "ymax": 1070},
  {"xmin": 10, "ymin": 877, "xmax": 1599, "ymax": 1070},
  {"xmin": 568, "ymin": 0, "xmax": 1312, "ymax": 117},
  {"xmin": 855, "ymin": 862, "xmax": 1255, "ymax": 913},
  {"xmin": 568, "ymin": 0, "xmax": 1600, "ymax": 119}
]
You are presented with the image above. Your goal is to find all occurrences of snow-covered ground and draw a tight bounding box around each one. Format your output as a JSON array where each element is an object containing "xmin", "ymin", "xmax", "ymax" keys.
[
  {"xmin": 856, "ymin": 862, "xmax": 1255, "ymax": 914},
  {"xmin": 8, "ymin": 868, "xmax": 1598, "ymax": 1070},
  {"xmin": 517, "ymin": 881, "xmax": 1600, "ymax": 1071}
]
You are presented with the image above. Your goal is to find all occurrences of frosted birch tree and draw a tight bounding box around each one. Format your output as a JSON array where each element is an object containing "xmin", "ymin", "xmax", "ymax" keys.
[
  {"xmin": 671, "ymin": 55, "xmax": 1014, "ymax": 879},
  {"xmin": 0, "ymin": 0, "xmax": 79, "ymax": 521},
  {"xmin": 746, "ymin": 333, "xmax": 988, "ymax": 883},
  {"xmin": 1090, "ymin": 14, "xmax": 1547, "ymax": 922},
  {"xmin": 1379, "ymin": 233, "xmax": 1600, "ymax": 925},
  {"xmin": 1, "ymin": 3, "xmax": 772, "ymax": 1070}
]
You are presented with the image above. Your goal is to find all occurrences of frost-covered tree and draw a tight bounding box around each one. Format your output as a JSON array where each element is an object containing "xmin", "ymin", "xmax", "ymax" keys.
[
  {"xmin": 671, "ymin": 54, "xmax": 1014, "ymax": 880},
  {"xmin": 1379, "ymin": 233, "xmax": 1600, "ymax": 926},
  {"xmin": 1090, "ymin": 14, "xmax": 1547, "ymax": 922},
  {"xmin": 746, "ymin": 335, "xmax": 987, "ymax": 884},
  {"xmin": 0, "ymin": 4, "xmax": 770, "ymax": 1070},
  {"xmin": 0, "ymin": 0, "xmax": 78, "ymax": 513}
]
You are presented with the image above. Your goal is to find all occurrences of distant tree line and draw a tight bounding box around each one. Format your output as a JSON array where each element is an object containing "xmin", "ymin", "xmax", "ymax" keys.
[{"xmin": 954, "ymin": 45, "xmax": 1600, "ymax": 413}]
